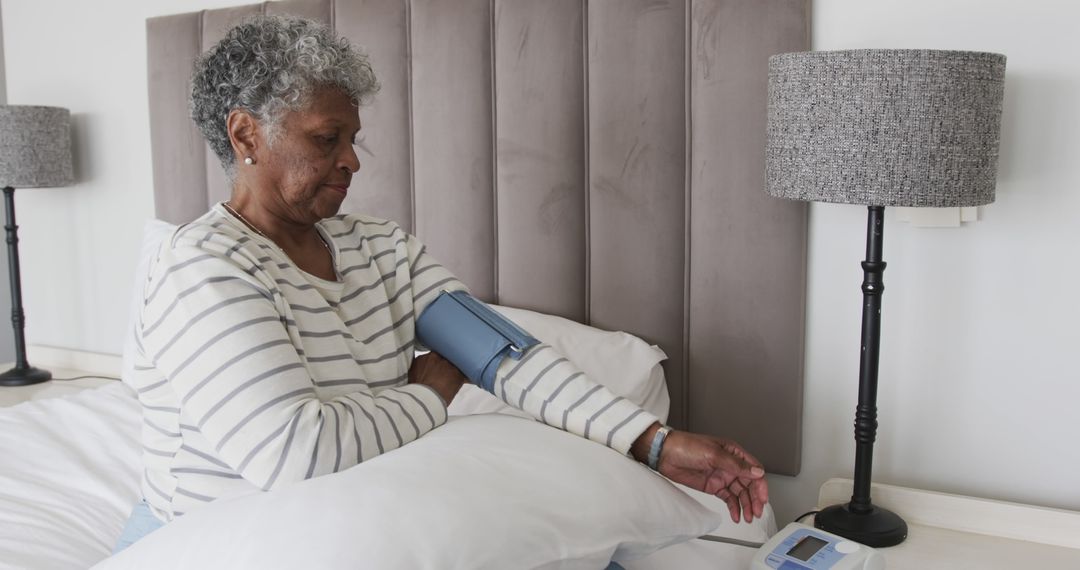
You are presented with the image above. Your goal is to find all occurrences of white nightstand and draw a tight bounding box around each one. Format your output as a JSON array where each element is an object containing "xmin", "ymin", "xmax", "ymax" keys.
[
  {"xmin": 816, "ymin": 478, "xmax": 1080, "ymax": 568},
  {"xmin": 0, "ymin": 346, "xmax": 121, "ymax": 407}
]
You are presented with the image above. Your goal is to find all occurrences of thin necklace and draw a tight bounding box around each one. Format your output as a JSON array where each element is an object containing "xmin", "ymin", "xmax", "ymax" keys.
[{"xmin": 222, "ymin": 201, "xmax": 333, "ymax": 255}]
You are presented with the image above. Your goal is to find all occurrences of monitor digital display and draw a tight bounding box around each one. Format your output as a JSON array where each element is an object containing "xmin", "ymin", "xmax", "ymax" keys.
[{"xmin": 787, "ymin": 535, "xmax": 829, "ymax": 561}]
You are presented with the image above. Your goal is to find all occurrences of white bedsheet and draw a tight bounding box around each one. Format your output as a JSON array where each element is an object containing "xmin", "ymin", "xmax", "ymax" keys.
[
  {"xmin": 0, "ymin": 383, "xmax": 773, "ymax": 569},
  {"xmin": 0, "ymin": 382, "xmax": 141, "ymax": 570},
  {"xmin": 624, "ymin": 534, "xmax": 762, "ymax": 568}
]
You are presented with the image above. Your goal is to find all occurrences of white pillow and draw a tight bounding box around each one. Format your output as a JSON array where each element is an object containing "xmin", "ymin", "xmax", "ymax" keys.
[
  {"xmin": 672, "ymin": 483, "xmax": 777, "ymax": 541},
  {"xmin": 121, "ymin": 219, "xmax": 178, "ymax": 382},
  {"xmin": 449, "ymin": 305, "xmax": 671, "ymax": 422},
  {"xmin": 97, "ymin": 414, "xmax": 722, "ymax": 570}
]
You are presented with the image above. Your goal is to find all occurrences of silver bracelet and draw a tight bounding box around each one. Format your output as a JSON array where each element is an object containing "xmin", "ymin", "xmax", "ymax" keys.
[{"xmin": 647, "ymin": 426, "xmax": 672, "ymax": 471}]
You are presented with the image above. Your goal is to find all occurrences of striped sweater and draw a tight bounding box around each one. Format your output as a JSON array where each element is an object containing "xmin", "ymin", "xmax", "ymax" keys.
[{"xmin": 128, "ymin": 204, "xmax": 658, "ymax": 522}]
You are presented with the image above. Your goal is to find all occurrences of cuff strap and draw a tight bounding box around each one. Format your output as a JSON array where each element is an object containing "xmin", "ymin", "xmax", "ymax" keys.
[{"xmin": 415, "ymin": 290, "xmax": 539, "ymax": 393}]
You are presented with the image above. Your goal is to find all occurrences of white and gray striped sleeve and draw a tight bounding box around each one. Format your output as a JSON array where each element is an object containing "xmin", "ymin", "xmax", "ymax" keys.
[
  {"xmin": 141, "ymin": 244, "xmax": 447, "ymax": 491},
  {"xmin": 405, "ymin": 235, "xmax": 468, "ymax": 315},
  {"xmin": 489, "ymin": 345, "xmax": 658, "ymax": 454},
  {"xmin": 404, "ymin": 235, "xmax": 658, "ymax": 455}
]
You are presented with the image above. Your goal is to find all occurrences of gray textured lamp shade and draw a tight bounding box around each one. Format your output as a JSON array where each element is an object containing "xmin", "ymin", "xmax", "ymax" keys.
[
  {"xmin": 0, "ymin": 106, "xmax": 74, "ymax": 188},
  {"xmin": 766, "ymin": 50, "xmax": 1006, "ymax": 207}
]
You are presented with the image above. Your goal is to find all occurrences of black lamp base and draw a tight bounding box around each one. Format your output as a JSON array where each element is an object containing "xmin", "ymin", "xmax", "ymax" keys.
[
  {"xmin": 0, "ymin": 365, "xmax": 51, "ymax": 387},
  {"xmin": 815, "ymin": 502, "xmax": 908, "ymax": 547}
]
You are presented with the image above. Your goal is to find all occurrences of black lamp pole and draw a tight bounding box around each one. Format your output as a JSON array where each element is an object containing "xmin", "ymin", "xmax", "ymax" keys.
[
  {"xmin": 0, "ymin": 186, "xmax": 50, "ymax": 386},
  {"xmin": 814, "ymin": 205, "xmax": 907, "ymax": 547}
]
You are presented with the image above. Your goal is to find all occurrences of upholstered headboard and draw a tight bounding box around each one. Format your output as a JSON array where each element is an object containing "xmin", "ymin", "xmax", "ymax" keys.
[{"xmin": 146, "ymin": 0, "xmax": 810, "ymax": 475}]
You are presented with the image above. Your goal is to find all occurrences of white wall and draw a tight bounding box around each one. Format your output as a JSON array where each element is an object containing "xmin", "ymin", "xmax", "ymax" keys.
[
  {"xmin": 766, "ymin": 0, "xmax": 1080, "ymax": 524},
  {"xmin": 0, "ymin": 1, "xmax": 5, "ymax": 103},
  {"xmin": 0, "ymin": 0, "xmax": 13, "ymax": 363},
  {"xmin": 2, "ymin": 0, "xmax": 248, "ymax": 356},
  {"xmin": 3, "ymin": 0, "xmax": 1078, "ymax": 526}
]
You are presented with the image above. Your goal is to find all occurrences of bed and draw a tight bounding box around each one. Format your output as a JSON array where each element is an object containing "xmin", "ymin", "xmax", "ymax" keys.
[
  {"xmin": 1, "ymin": 326, "xmax": 775, "ymax": 569},
  {"xmin": 0, "ymin": 0, "xmax": 809, "ymax": 568}
]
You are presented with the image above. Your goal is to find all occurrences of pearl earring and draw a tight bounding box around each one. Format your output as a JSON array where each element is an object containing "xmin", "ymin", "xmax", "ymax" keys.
[{"xmin": 244, "ymin": 157, "xmax": 254, "ymax": 165}]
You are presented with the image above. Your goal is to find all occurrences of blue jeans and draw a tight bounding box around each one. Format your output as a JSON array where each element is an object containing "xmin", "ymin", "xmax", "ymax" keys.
[{"xmin": 112, "ymin": 501, "xmax": 166, "ymax": 554}]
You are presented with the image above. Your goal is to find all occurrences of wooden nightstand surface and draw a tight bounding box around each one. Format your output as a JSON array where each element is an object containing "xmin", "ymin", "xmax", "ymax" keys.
[{"xmin": 817, "ymin": 479, "xmax": 1080, "ymax": 568}]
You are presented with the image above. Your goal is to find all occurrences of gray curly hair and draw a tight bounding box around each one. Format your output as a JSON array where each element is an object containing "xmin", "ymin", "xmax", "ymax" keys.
[{"xmin": 190, "ymin": 15, "xmax": 379, "ymax": 175}]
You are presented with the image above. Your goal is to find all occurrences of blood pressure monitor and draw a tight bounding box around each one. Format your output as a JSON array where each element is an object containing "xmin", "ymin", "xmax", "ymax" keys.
[{"xmin": 751, "ymin": 523, "xmax": 885, "ymax": 570}]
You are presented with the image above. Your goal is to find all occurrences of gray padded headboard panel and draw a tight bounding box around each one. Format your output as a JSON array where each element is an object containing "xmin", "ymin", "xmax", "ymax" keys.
[{"xmin": 146, "ymin": 0, "xmax": 810, "ymax": 475}]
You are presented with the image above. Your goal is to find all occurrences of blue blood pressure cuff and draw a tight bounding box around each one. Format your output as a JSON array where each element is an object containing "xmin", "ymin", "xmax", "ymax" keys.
[{"xmin": 415, "ymin": 290, "xmax": 540, "ymax": 393}]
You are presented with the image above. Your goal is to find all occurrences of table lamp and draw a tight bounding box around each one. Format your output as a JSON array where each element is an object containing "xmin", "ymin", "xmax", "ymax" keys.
[
  {"xmin": 0, "ymin": 106, "xmax": 74, "ymax": 386},
  {"xmin": 765, "ymin": 50, "xmax": 1006, "ymax": 546}
]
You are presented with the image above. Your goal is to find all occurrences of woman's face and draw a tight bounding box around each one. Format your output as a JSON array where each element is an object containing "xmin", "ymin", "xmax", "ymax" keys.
[{"xmin": 251, "ymin": 87, "xmax": 362, "ymax": 224}]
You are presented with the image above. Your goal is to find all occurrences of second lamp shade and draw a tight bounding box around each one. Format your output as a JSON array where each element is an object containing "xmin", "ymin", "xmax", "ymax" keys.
[{"xmin": 766, "ymin": 49, "xmax": 1006, "ymax": 208}]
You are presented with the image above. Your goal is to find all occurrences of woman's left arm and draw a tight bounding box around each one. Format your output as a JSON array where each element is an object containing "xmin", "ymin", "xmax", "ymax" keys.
[
  {"xmin": 404, "ymin": 237, "xmax": 654, "ymax": 452},
  {"xmin": 404, "ymin": 235, "xmax": 766, "ymax": 521}
]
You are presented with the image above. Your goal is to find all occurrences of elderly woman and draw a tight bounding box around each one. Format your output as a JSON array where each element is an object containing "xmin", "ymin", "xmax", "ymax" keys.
[{"xmin": 118, "ymin": 15, "xmax": 767, "ymax": 553}]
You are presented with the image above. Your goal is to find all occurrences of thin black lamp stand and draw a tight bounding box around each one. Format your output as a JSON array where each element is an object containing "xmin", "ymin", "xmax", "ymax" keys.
[
  {"xmin": 813, "ymin": 206, "xmax": 907, "ymax": 547},
  {"xmin": 0, "ymin": 105, "xmax": 74, "ymax": 386},
  {"xmin": 0, "ymin": 186, "xmax": 50, "ymax": 386}
]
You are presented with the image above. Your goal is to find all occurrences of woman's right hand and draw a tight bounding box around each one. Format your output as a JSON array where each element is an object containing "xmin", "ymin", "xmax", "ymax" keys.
[{"xmin": 407, "ymin": 352, "xmax": 467, "ymax": 405}]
